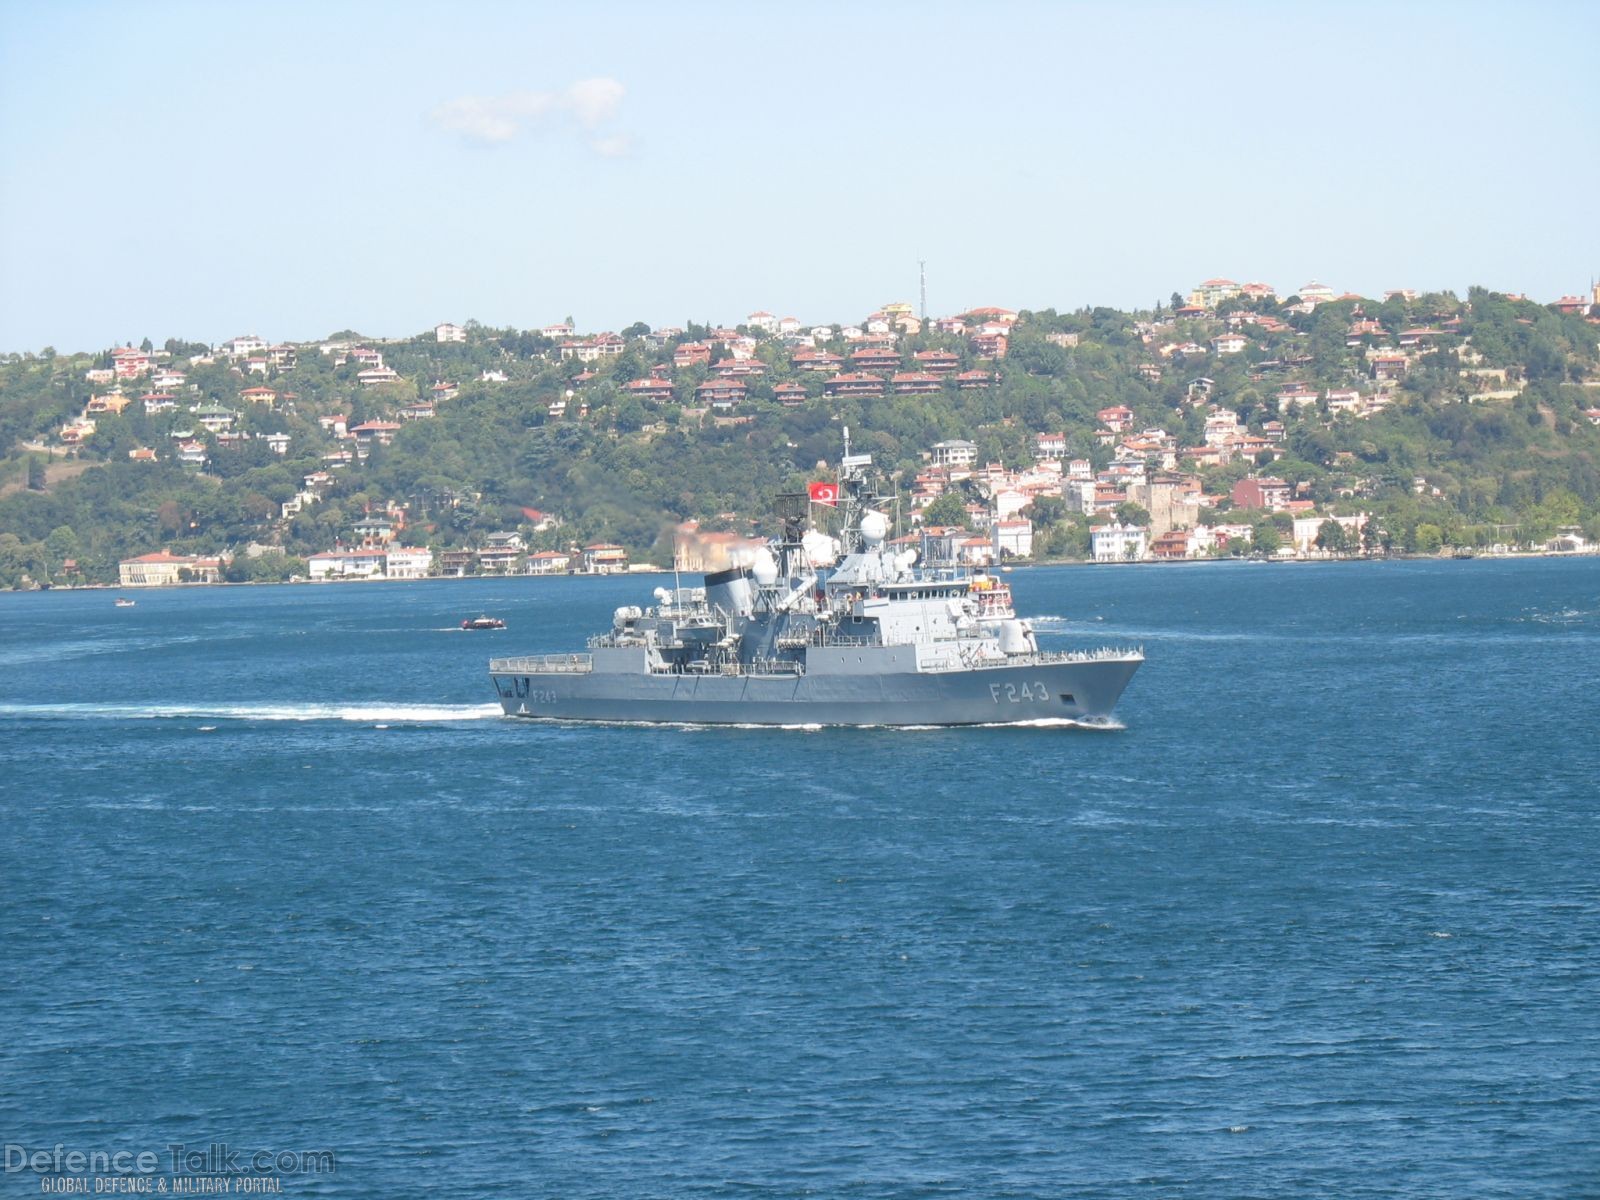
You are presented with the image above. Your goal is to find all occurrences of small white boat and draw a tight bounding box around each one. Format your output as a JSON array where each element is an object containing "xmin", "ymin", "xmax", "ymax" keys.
[{"xmin": 114, "ymin": 597, "xmax": 136, "ymax": 607}]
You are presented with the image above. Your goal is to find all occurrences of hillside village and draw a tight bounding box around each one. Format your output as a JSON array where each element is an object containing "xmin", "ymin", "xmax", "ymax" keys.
[{"xmin": 2, "ymin": 277, "xmax": 1600, "ymax": 588}]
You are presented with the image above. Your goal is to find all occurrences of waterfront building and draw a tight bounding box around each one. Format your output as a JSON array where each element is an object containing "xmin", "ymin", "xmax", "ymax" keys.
[{"xmin": 118, "ymin": 551, "xmax": 224, "ymax": 586}]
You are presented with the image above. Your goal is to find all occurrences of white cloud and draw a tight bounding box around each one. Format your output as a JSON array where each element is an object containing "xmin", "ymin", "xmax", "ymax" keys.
[
  {"xmin": 589, "ymin": 134, "xmax": 632, "ymax": 158},
  {"xmin": 430, "ymin": 78, "xmax": 628, "ymax": 153}
]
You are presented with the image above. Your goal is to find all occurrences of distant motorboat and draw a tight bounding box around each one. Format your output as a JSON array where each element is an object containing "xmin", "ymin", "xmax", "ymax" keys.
[
  {"xmin": 114, "ymin": 597, "xmax": 136, "ymax": 607},
  {"xmin": 461, "ymin": 615, "xmax": 505, "ymax": 631}
]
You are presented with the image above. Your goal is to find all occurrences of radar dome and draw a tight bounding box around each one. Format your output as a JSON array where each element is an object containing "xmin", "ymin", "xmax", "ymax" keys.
[
  {"xmin": 860, "ymin": 510, "xmax": 890, "ymax": 545},
  {"xmin": 751, "ymin": 548, "xmax": 779, "ymax": 586},
  {"xmin": 801, "ymin": 529, "xmax": 839, "ymax": 566}
]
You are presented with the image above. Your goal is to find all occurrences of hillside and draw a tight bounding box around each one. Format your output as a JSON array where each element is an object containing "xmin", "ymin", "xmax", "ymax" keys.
[{"xmin": 2, "ymin": 287, "xmax": 1599, "ymax": 588}]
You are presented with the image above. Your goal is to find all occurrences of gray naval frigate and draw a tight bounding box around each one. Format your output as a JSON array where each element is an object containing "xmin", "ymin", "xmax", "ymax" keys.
[{"xmin": 489, "ymin": 441, "xmax": 1142, "ymax": 726}]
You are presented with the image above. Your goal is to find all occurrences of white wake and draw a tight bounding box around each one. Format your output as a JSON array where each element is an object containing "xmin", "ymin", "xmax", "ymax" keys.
[{"xmin": 0, "ymin": 701, "xmax": 505, "ymax": 723}]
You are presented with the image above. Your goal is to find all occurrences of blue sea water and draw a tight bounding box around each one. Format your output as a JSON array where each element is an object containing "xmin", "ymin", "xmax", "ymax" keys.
[{"xmin": 1, "ymin": 558, "xmax": 1597, "ymax": 1198}]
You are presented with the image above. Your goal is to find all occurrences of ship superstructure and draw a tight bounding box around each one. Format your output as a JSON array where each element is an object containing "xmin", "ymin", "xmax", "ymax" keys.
[{"xmin": 490, "ymin": 438, "xmax": 1142, "ymax": 726}]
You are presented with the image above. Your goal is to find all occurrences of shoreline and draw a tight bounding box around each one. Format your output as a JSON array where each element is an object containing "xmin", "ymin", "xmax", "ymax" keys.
[{"xmin": 16, "ymin": 546, "xmax": 1600, "ymax": 593}]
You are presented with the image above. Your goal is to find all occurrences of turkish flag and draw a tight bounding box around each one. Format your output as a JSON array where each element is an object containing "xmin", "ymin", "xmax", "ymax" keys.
[{"xmin": 808, "ymin": 482, "xmax": 839, "ymax": 506}]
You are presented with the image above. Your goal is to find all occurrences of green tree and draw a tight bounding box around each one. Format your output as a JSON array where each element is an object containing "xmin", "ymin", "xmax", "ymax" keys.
[
  {"xmin": 922, "ymin": 490, "xmax": 968, "ymax": 528},
  {"xmin": 45, "ymin": 525, "xmax": 80, "ymax": 567}
]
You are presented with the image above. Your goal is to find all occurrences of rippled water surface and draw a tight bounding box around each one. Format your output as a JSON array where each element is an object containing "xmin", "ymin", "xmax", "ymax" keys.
[{"xmin": 2, "ymin": 559, "xmax": 1597, "ymax": 1197}]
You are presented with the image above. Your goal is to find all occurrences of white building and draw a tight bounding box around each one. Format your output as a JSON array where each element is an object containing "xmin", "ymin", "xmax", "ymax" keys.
[
  {"xmin": 1091, "ymin": 523, "xmax": 1148, "ymax": 562},
  {"xmin": 307, "ymin": 548, "xmax": 387, "ymax": 579},
  {"xmin": 435, "ymin": 322, "xmax": 466, "ymax": 343},
  {"xmin": 118, "ymin": 551, "xmax": 223, "ymax": 586},
  {"xmin": 931, "ymin": 439, "xmax": 978, "ymax": 468},
  {"xmin": 222, "ymin": 334, "xmax": 268, "ymax": 357},
  {"xmin": 307, "ymin": 545, "xmax": 433, "ymax": 579},
  {"xmin": 1292, "ymin": 513, "xmax": 1367, "ymax": 554},
  {"xmin": 991, "ymin": 519, "xmax": 1034, "ymax": 558},
  {"xmin": 384, "ymin": 546, "xmax": 433, "ymax": 578}
]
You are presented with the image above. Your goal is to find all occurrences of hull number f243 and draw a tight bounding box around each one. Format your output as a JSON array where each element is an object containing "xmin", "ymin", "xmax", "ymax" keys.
[{"xmin": 989, "ymin": 680, "xmax": 1050, "ymax": 703}]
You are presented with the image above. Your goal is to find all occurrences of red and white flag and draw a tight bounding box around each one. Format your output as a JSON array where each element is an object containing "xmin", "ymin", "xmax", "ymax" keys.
[{"xmin": 808, "ymin": 482, "xmax": 839, "ymax": 506}]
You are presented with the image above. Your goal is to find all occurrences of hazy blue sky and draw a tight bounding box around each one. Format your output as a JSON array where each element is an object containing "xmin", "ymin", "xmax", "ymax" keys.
[{"xmin": 2, "ymin": 0, "xmax": 1596, "ymax": 353}]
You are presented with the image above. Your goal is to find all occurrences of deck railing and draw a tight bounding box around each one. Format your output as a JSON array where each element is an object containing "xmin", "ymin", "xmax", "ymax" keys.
[{"xmin": 489, "ymin": 654, "xmax": 594, "ymax": 674}]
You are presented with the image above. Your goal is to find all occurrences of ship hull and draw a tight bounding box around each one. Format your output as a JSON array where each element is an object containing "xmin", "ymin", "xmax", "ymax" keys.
[{"xmin": 491, "ymin": 657, "xmax": 1141, "ymax": 727}]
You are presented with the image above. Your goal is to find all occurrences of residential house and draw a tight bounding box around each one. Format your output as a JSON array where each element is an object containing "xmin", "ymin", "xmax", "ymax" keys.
[
  {"xmin": 889, "ymin": 372, "xmax": 941, "ymax": 396},
  {"xmin": 823, "ymin": 372, "xmax": 885, "ymax": 398},
  {"xmin": 912, "ymin": 350, "xmax": 960, "ymax": 374},
  {"xmin": 695, "ymin": 379, "xmax": 748, "ymax": 410},
  {"xmin": 561, "ymin": 333, "xmax": 625, "ymax": 362},
  {"xmin": 527, "ymin": 550, "xmax": 573, "ymax": 574},
  {"xmin": 582, "ymin": 543, "xmax": 628, "ymax": 573},
  {"xmin": 384, "ymin": 547, "xmax": 433, "ymax": 579},
  {"xmin": 1232, "ymin": 476, "xmax": 1292, "ymax": 510},
  {"xmin": 222, "ymin": 335, "xmax": 268, "ymax": 357},
  {"xmin": 353, "ymin": 515, "xmax": 394, "ymax": 544},
  {"xmin": 191, "ymin": 403, "xmax": 237, "ymax": 432},
  {"xmin": 849, "ymin": 346, "xmax": 901, "ymax": 372},
  {"xmin": 1275, "ymin": 382, "xmax": 1319, "ymax": 411},
  {"xmin": 1150, "ymin": 530, "xmax": 1193, "ymax": 560},
  {"xmin": 792, "ymin": 349, "xmax": 844, "ymax": 373},
  {"xmin": 625, "ymin": 377, "xmax": 675, "ymax": 402},
  {"xmin": 930, "ymin": 439, "xmax": 979, "ymax": 468},
  {"xmin": 307, "ymin": 548, "xmax": 386, "ymax": 579},
  {"xmin": 1091, "ymin": 523, "xmax": 1148, "ymax": 562},
  {"xmin": 1097, "ymin": 405, "xmax": 1134, "ymax": 432},
  {"xmin": 111, "ymin": 347, "xmax": 154, "ymax": 379},
  {"xmin": 86, "ymin": 393, "xmax": 131, "ymax": 415},
  {"xmin": 673, "ymin": 342, "xmax": 712, "ymax": 369},
  {"xmin": 1292, "ymin": 513, "xmax": 1367, "ymax": 554},
  {"xmin": 477, "ymin": 532, "xmax": 525, "ymax": 573},
  {"xmin": 349, "ymin": 420, "xmax": 401, "ymax": 450},
  {"xmin": 437, "ymin": 549, "xmax": 476, "ymax": 576},
  {"xmin": 1370, "ymin": 353, "xmax": 1408, "ymax": 382},
  {"xmin": 991, "ymin": 519, "xmax": 1033, "ymax": 559},
  {"xmin": 1190, "ymin": 278, "xmax": 1241, "ymax": 309}
]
